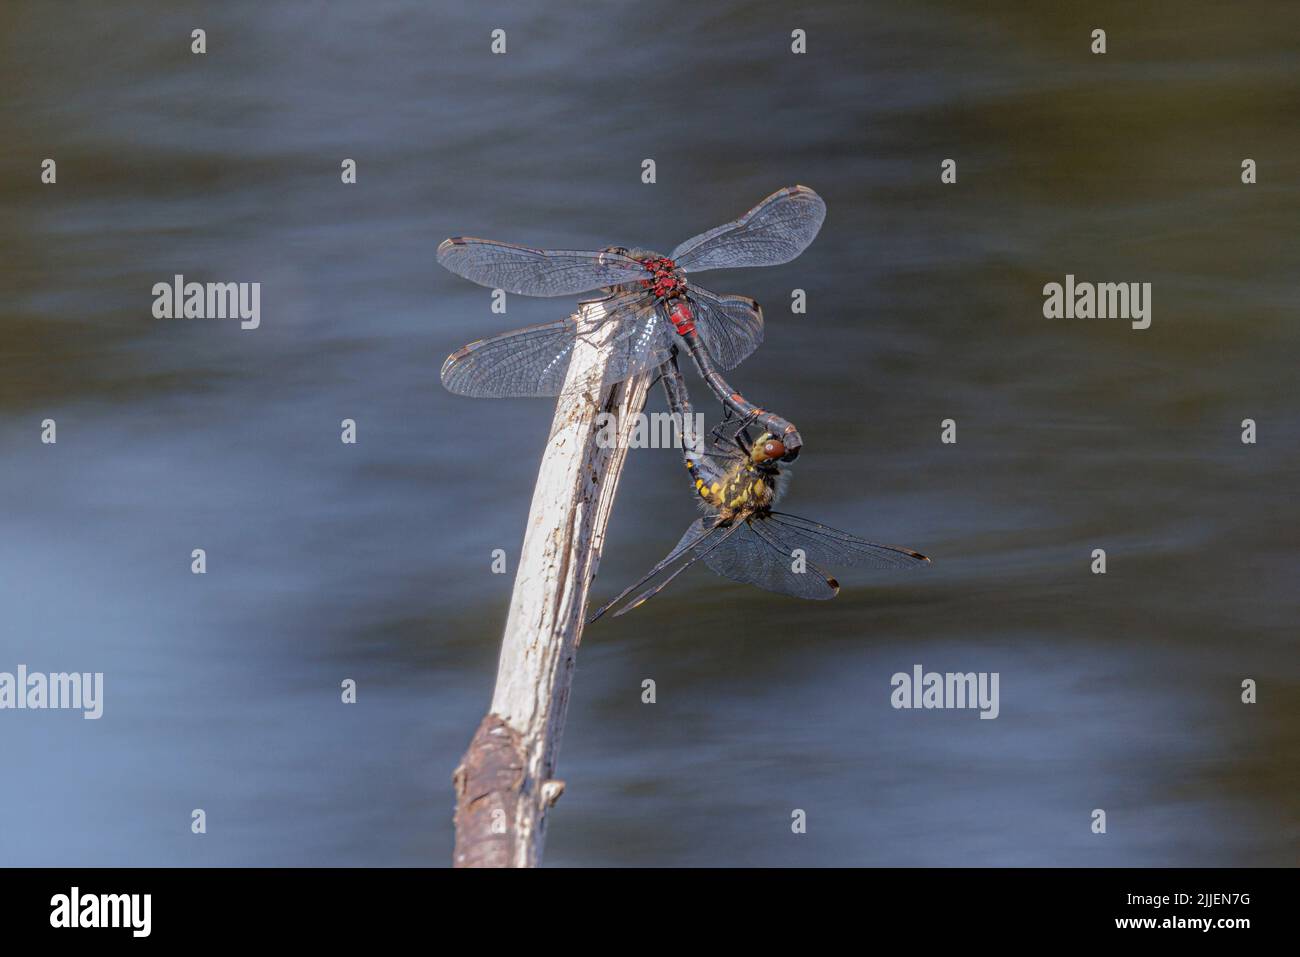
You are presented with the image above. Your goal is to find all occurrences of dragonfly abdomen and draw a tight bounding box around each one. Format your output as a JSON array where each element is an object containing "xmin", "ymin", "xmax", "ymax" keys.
[{"xmin": 667, "ymin": 312, "xmax": 802, "ymax": 460}]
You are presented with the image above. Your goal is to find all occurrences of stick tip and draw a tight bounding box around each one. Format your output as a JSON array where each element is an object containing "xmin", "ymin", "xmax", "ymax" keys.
[{"xmin": 541, "ymin": 779, "xmax": 566, "ymax": 807}]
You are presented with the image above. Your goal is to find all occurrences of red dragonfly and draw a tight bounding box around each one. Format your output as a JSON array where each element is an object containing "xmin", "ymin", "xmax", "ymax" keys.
[{"xmin": 437, "ymin": 186, "xmax": 825, "ymax": 458}]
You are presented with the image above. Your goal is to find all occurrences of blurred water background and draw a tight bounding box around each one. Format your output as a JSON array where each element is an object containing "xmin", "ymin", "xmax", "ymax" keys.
[{"xmin": 1, "ymin": 0, "xmax": 1296, "ymax": 865}]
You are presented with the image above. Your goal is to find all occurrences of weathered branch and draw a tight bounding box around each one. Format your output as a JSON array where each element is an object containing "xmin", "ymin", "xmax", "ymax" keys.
[{"xmin": 452, "ymin": 297, "xmax": 651, "ymax": 867}]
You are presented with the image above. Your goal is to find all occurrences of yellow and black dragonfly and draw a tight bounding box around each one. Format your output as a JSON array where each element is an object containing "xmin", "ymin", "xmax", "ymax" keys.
[{"xmin": 589, "ymin": 354, "xmax": 930, "ymax": 621}]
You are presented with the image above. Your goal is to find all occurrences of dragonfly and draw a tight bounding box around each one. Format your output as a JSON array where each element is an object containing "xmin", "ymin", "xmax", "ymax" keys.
[
  {"xmin": 588, "ymin": 352, "xmax": 930, "ymax": 621},
  {"xmin": 437, "ymin": 185, "xmax": 826, "ymax": 458}
]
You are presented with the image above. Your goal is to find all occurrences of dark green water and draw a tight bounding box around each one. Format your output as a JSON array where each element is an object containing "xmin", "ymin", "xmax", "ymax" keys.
[{"xmin": 1, "ymin": 1, "xmax": 1296, "ymax": 865}]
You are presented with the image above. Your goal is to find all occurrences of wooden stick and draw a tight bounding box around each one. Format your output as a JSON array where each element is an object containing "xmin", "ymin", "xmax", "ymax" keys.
[{"xmin": 452, "ymin": 296, "xmax": 651, "ymax": 867}]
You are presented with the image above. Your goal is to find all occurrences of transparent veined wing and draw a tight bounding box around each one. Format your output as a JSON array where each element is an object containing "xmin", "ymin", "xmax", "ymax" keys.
[
  {"xmin": 670, "ymin": 186, "xmax": 826, "ymax": 273},
  {"xmin": 437, "ymin": 237, "xmax": 649, "ymax": 296},
  {"xmin": 763, "ymin": 512, "xmax": 931, "ymax": 568},
  {"xmin": 441, "ymin": 318, "xmax": 578, "ymax": 397},
  {"xmin": 590, "ymin": 302, "xmax": 678, "ymax": 395},
  {"xmin": 696, "ymin": 519, "xmax": 840, "ymax": 599},
  {"xmin": 441, "ymin": 297, "xmax": 673, "ymax": 398},
  {"xmin": 687, "ymin": 287, "xmax": 764, "ymax": 372},
  {"xmin": 667, "ymin": 517, "xmax": 727, "ymax": 559},
  {"xmin": 589, "ymin": 517, "xmax": 726, "ymax": 622},
  {"xmin": 610, "ymin": 521, "xmax": 743, "ymax": 618}
]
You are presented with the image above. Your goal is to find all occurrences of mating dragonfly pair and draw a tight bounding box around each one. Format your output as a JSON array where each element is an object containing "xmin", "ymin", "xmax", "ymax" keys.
[{"xmin": 438, "ymin": 186, "xmax": 929, "ymax": 620}]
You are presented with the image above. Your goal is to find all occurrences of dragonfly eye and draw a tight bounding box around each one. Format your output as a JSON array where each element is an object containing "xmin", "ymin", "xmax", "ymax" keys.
[{"xmin": 756, "ymin": 439, "xmax": 786, "ymax": 462}]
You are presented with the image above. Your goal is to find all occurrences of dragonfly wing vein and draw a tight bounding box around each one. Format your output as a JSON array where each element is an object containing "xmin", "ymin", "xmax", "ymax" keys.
[
  {"xmin": 679, "ymin": 519, "xmax": 838, "ymax": 599},
  {"xmin": 442, "ymin": 300, "xmax": 675, "ymax": 398},
  {"xmin": 687, "ymin": 287, "xmax": 764, "ymax": 372},
  {"xmin": 765, "ymin": 512, "xmax": 931, "ymax": 568},
  {"xmin": 437, "ymin": 238, "xmax": 649, "ymax": 296},
  {"xmin": 670, "ymin": 186, "xmax": 826, "ymax": 273},
  {"xmin": 441, "ymin": 318, "xmax": 579, "ymax": 397}
]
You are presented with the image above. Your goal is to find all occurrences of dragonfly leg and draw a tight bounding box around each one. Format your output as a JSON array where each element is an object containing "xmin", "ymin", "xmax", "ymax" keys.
[
  {"xmin": 708, "ymin": 412, "xmax": 734, "ymax": 449},
  {"xmin": 731, "ymin": 411, "xmax": 762, "ymax": 448}
]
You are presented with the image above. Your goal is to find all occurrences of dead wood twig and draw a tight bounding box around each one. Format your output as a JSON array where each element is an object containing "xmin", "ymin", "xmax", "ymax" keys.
[{"xmin": 452, "ymin": 297, "xmax": 651, "ymax": 867}]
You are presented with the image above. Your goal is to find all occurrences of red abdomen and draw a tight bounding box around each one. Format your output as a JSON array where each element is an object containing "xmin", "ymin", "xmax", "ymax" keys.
[{"xmin": 668, "ymin": 300, "xmax": 695, "ymax": 335}]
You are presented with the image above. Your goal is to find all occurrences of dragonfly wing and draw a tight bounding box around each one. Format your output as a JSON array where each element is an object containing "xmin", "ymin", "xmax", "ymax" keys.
[
  {"xmin": 590, "ymin": 518, "xmax": 721, "ymax": 622},
  {"xmin": 687, "ymin": 287, "xmax": 764, "ymax": 372},
  {"xmin": 441, "ymin": 301, "xmax": 672, "ymax": 398},
  {"xmin": 688, "ymin": 519, "xmax": 839, "ymax": 599},
  {"xmin": 437, "ymin": 238, "xmax": 649, "ymax": 296},
  {"xmin": 670, "ymin": 186, "xmax": 826, "ymax": 273},
  {"xmin": 612, "ymin": 522, "xmax": 743, "ymax": 617},
  {"xmin": 668, "ymin": 516, "xmax": 721, "ymax": 556},
  {"xmin": 441, "ymin": 317, "xmax": 579, "ymax": 397},
  {"xmin": 764, "ymin": 512, "xmax": 931, "ymax": 568},
  {"xmin": 587, "ymin": 304, "xmax": 677, "ymax": 395}
]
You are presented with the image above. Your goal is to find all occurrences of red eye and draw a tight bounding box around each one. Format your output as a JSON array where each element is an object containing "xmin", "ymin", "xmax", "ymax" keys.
[{"xmin": 763, "ymin": 440, "xmax": 785, "ymax": 460}]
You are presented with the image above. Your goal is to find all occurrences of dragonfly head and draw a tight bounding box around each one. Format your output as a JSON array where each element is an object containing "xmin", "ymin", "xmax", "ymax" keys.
[{"xmin": 750, "ymin": 433, "xmax": 788, "ymax": 466}]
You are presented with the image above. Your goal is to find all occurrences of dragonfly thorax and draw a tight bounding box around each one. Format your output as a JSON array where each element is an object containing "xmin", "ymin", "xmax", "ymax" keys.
[
  {"xmin": 635, "ymin": 254, "xmax": 686, "ymax": 301},
  {"xmin": 693, "ymin": 459, "xmax": 780, "ymax": 520}
]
